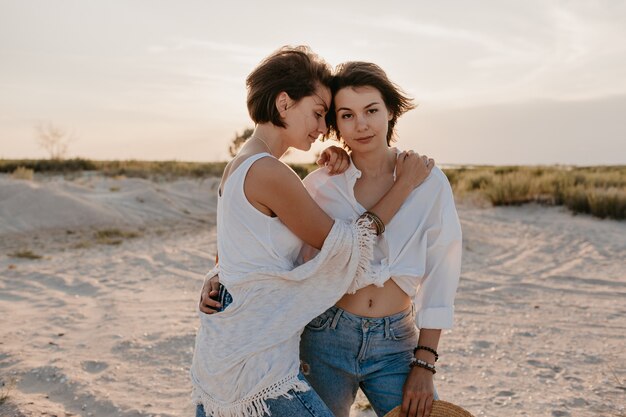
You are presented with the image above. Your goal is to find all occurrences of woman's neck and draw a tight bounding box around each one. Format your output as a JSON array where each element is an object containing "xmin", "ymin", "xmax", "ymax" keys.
[
  {"xmin": 351, "ymin": 147, "xmax": 396, "ymax": 178},
  {"xmin": 246, "ymin": 124, "xmax": 290, "ymax": 158}
]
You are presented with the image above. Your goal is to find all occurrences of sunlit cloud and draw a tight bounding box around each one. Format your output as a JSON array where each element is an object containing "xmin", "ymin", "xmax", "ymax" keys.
[
  {"xmin": 146, "ymin": 38, "xmax": 267, "ymax": 65},
  {"xmin": 361, "ymin": 16, "xmax": 506, "ymax": 53}
]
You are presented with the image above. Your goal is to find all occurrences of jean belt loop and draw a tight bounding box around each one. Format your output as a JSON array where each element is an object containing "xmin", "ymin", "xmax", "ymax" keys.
[
  {"xmin": 330, "ymin": 307, "xmax": 343, "ymax": 330},
  {"xmin": 384, "ymin": 316, "xmax": 391, "ymax": 340}
]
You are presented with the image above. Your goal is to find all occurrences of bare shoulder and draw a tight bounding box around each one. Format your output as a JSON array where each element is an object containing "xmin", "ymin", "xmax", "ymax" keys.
[
  {"xmin": 220, "ymin": 153, "xmax": 281, "ymax": 191},
  {"xmin": 246, "ymin": 156, "xmax": 304, "ymax": 190}
]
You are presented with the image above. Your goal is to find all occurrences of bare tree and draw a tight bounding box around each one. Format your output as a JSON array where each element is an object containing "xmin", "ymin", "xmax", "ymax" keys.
[
  {"xmin": 229, "ymin": 127, "xmax": 254, "ymax": 157},
  {"xmin": 35, "ymin": 121, "xmax": 76, "ymax": 160}
]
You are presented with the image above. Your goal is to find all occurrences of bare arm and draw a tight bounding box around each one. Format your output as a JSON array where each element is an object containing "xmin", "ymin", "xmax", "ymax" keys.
[
  {"xmin": 246, "ymin": 159, "xmax": 334, "ymax": 249},
  {"xmin": 401, "ymin": 330, "xmax": 441, "ymax": 417},
  {"xmin": 246, "ymin": 152, "xmax": 431, "ymax": 249}
]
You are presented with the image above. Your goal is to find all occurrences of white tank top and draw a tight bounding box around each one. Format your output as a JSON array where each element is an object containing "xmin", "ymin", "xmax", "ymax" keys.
[{"xmin": 216, "ymin": 153, "xmax": 303, "ymax": 285}]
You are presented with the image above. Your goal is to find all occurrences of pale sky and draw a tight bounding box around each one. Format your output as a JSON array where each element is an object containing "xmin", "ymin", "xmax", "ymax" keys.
[{"xmin": 1, "ymin": 0, "xmax": 625, "ymax": 165}]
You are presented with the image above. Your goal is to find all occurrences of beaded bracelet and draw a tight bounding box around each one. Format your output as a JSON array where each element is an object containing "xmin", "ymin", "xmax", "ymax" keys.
[
  {"xmin": 409, "ymin": 358, "xmax": 436, "ymax": 374},
  {"xmin": 364, "ymin": 210, "xmax": 385, "ymax": 235},
  {"xmin": 413, "ymin": 345, "xmax": 439, "ymax": 362}
]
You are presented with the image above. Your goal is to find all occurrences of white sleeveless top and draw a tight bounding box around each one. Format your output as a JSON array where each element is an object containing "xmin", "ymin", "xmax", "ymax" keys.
[
  {"xmin": 191, "ymin": 153, "xmax": 385, "ymax": 417},
  {"xmin": 216, "ymin": 152, "xmax": 302, "ymax": 282}
]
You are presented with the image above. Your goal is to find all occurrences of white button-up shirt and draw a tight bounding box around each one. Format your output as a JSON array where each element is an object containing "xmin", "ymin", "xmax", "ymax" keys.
[{"xmin": 302, "ymin": 155, "xmax": 462, "ymax": 329}]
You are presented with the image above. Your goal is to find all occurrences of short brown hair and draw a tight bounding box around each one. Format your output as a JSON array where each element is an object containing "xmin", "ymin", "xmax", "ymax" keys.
[
  {"xmin": 246, "ymin": 45, "xmax": 332, "ymax": 128},
  {"xmin": 327, "ymin": 62, "xmax": 416, "ymax": 145}
]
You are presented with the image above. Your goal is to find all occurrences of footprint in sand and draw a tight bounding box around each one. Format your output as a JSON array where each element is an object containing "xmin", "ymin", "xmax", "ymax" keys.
[
  {"xmin": 496, "ymin": 390, "xmax": 515, "ymax": 397},
  {"xmin": 526, "ymin": 359, "xmax": 562, "ymax": 371},
  {"xmin": 582, "ymin": 353, "xmax": 602, "ymax": 364},
  {"xmin": 566, "ymin": 397, "xmax": 589, "ymax": 408},
  {"xmin": 81, "ymin": 360, "xmax": 108, "ymax": 373},
  {"xmin": 473, "ymin": 340, "xmax": 493, "ymax": 349}
]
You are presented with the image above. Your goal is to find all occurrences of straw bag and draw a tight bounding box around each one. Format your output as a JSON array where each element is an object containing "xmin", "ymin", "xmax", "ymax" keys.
[{"xmin": 383, "ymin": 400, "xmax": 474, "ymax": 417}]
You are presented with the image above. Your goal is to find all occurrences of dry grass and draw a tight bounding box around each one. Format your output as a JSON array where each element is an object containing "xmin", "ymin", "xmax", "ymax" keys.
[
  {"xmin": 9, "ymin": 250, "xmax": 43, "ymax": 259},
  {"xmin": 10, "ymin": 166, "xmax": 34, "ymax": 180},
  {"xmin": 0, "ymin": 158, "xmax": 96, "ymax": 173},
  {"xmin": 95, "ymin": 160, "xmax": 228, "ymax": 180},
  {"xmin": 0, "ymin": 158, "xmax": 313, "ymax": 180},
  {"xmin": 94, "ymin": 228, "xmax": 142, "ymax": 245},
  {"xmin": 0, "ymin": 158, "xmax": 226, "ymax": 179},
  {"xmin": 447, "ymin": 165, "xmax": 626, "ymax": 220},
  {"xmin": 72, "ymin": 241, "xmax": 93, "ymax": 249},
  {"xmin": 3, "ymin": 158, "xmax": 623, "ymax": 219}
]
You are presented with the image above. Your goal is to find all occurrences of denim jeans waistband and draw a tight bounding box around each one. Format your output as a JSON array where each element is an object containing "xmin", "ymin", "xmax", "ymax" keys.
[{"xmin": 321, "ymin": 304, "xmax": 414, "ymax": 333}]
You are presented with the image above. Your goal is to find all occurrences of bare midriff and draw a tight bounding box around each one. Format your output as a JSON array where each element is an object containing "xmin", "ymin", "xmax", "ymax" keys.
[
  {"xmin": 338, "ymin": 150, "xmax": 413, "ymax": 318},
  {"xmin": 335, "ymin": 278, "xmax": 411, "ymax": 318}
]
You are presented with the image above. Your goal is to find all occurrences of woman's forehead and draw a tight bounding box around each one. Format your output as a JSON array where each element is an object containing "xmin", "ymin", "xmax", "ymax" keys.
[{"xmin": 334, "ymin": 85, "xmax": 383, "ymax": 106}]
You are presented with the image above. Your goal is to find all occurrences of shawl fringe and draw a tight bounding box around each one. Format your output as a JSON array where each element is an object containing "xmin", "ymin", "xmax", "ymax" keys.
[
  {"xmin": 346, "ymin": 215, "xmax": 378, "ymax": 294},
  {"xmin": 192, "ymin": 373, "xmax": 310, "ymax": 417}
]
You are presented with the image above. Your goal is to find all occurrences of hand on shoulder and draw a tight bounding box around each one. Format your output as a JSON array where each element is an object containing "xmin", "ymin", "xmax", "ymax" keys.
[{"xmin": 395, "ymin": 150, "xmax": 435, "ymax": 189}]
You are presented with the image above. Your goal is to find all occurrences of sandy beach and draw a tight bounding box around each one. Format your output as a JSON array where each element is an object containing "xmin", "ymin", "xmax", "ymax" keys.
[{"xmin": 0, "ymin": 173, "xmax": 624, "ymax": 417}]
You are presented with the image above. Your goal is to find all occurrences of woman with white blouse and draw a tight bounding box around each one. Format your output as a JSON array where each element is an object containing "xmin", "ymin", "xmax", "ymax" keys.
[{"xmin": 298, "ymin": 62, "xmax": 462, "ymax": 417}]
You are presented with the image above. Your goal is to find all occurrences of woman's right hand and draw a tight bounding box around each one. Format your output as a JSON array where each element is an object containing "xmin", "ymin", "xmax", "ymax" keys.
[
  {"xmin": 199, "ymin": 274, "xmax": 221, "ymax": 314},
  {"xmin": 316, "ymin": 145, "xmax": 351, "ymax": 175},
  {"xmin": 394, "ymin": 150, "xmax": 434, "ymax": 189}
]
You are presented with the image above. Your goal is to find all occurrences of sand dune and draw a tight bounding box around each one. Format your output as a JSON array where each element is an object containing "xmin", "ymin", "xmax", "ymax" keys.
[
  {"xmin": 0, "ymin": 175, "xmax": 218, "ymax": 234},
  {"xmin": 1, "ymin": 174, "xmax": 624, "ymax": 417}
]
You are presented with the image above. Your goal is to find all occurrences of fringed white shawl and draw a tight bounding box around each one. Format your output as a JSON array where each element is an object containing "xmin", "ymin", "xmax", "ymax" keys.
[{"xmin": 191, "ymin": 216, "xmax": 386, "ymax": 417}]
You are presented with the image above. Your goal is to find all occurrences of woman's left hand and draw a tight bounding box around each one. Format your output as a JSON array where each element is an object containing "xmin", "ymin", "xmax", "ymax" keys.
[
  {"xmin": 316, "ymin": 145, "xmax": 350, "ymax": 175},
  {"xmin": 400, "ymin": 366, "xmax": 435, "ymax": 417}
]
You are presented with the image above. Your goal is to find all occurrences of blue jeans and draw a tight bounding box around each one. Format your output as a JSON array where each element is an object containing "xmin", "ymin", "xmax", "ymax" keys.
[
  {"xmin": 195, "ymin": 373, "xmax": 335, "ymax": 417},
  {"xmin": 300, "ymin": 305, "xmax": 436, "ymax": 417}
]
